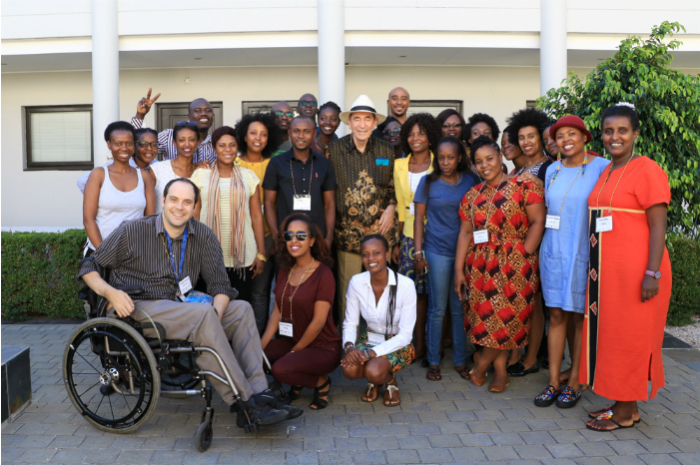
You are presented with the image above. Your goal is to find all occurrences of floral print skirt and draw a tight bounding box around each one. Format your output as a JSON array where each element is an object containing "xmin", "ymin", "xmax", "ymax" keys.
[
  {"xmin": 397, "ymin": 235, "xmax": 428, "ymax": 294},
  {"xmin": 356, "ymin": 329, "xmax": 415, "ymax": 373}
]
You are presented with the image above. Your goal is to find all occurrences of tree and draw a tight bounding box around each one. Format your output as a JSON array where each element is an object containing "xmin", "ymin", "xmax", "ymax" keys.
[{"xmin": 537, "ymin": 21, "xmax": 700, "ymax": 238}]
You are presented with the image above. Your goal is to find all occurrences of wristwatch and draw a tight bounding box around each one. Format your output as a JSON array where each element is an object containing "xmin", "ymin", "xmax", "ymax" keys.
[{"xmin": 645, "ymin": 270, "xmax": 662, "ymax": 280}]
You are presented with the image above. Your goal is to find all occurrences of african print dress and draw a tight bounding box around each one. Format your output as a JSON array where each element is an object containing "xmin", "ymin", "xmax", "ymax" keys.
[{"xmin": 459, "ymin": 179, "xmax": 545, "ymax": 350}]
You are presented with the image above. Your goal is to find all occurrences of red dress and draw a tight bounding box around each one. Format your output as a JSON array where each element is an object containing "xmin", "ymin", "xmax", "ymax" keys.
[
  {"xmin": 459, "ymin": 179, "xmax": 545, "ymax": 350},
  {"xmin": 580, "ymin": 156, "xmax": 672, "ymax": 401}
]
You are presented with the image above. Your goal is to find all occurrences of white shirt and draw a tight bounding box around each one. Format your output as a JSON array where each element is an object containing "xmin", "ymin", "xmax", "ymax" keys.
[{"xmin": 343, "ymin": 270, "xmax": 417, "ymax": 357}]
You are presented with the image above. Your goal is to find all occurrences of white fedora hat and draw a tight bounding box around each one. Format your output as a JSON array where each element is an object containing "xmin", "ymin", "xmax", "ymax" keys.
[{"xmin": 339, "ymin": 95, "xmax": 386, "ymax": 125}]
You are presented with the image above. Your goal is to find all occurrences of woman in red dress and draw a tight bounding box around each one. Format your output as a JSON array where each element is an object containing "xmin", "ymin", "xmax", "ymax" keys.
[
  {"xmin": 454, "ymin": 136, "xmax": 546, "ymax": 393},
  {"xmin": 582, "ymin": 103, "xmax": 673, "ymax": 432}
]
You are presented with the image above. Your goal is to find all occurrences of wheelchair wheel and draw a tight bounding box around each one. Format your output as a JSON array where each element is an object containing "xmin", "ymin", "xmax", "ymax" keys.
[
  {"xmin": 195, "ymin": 421, "xmax": 213, "ymax": 452},
  {"xmin": 63, "ymin": 318, "xmax": 160, "ymax": 434}
]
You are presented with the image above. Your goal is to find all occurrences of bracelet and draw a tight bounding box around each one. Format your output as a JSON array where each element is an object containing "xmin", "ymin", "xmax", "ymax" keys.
[
  {"xmin": 256, "ymin": 253, "xmax": 267, "ymax": 262},
  {"xmin": 363, "ymin": 349, "xmax": 373, "ymax": 360},
  {"xmin": 344, "ymin": 342, "xmax": 355, "ymax": 351}
]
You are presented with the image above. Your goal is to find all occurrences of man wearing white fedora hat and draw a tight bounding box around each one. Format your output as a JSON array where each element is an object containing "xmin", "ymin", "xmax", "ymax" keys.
[{"xmin": 327, "ymin": 95, "xmax": 399, "ymax": 326}]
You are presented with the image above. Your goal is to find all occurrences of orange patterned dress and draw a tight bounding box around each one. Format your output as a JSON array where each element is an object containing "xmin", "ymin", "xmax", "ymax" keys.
[{"xmin": 459, "ymin": 179, "xmax": 545, "ymax": 350}]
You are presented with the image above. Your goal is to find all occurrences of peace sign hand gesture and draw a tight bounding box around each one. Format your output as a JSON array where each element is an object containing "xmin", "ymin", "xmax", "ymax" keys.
[{"xmin": 135, "ymin": 88, "xmax": 161, "ymax": 118}]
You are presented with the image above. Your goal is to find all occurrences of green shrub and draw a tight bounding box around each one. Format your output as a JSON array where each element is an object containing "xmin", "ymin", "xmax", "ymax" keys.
[
  {"xmin": 667, "ymin": 236, "xmax": 700, "ymax": 326},
  {"xmin": 1, "ymin": 229, "xmax": 87, "ymax": 321}
]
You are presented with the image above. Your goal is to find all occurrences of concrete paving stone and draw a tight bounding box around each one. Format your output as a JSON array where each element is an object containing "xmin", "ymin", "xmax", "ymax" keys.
[
  {"xmin": 438, "ymin": 422, "xmax": 469, "ymax": 435},
  {"xmin": 303, "ymin": 437, "xmax": 335, "ymax": 451},
  {"xmin": 481, "ymin": 445, "xmax": 519, "ymax": 461},
  {"xmin": 385, "ymin": 448, "xmax": 420, "ymax": 464},
  {"xmin": 289, "ymin": 426, "xmax": 319, "ymax": 438},
  {"xmin": 528, "ymin": 407, "xmax": 564, "ymax": 419},
  {"xmin": 14, "ymin": 413, "xmax": 50, "ymax": 424},
  {"xmin": 496, "ymin": 419, "xmax": 531, "ymax": 433},
  {"xmin": 667, "ymin": 425, "xmax": 700, "ymax": 438},
  {"xmin": 474, "ymin": 410, "xmax": 506, "ymax": 421},
  {"xmin": 571, "ymin": 458, "xmax": 614, "ymax": 465},
  {"xmin": 333, "ymin": 437, "xmax": 367, "ymax": 450},
  {"xmin": 388, "ymin": 412, "xmax": 421, "ymax": 424},
  {"xmin": 637, "ymin": 453, "xmax": 682, "ymax": 465},
  {"xmin": 351, "ymin": 449, "xmax": 387, "ymax": 464},
  {"xmin": 400, "ymin": 401, "xmax": 431, "ymax": 412},
  {"xmin": 523, "ymin": 418, "xmax": 560, "ymax": 431},
  {"xmin": 50, "ymin": 448, "xmax": 89, "ymax": 463},
  {"xmin": 435, "ymin": 391, "xmax": 466, "ymax": 401},
  {"xmin": 48, "ymin": 435, "xmax": 85, "ymax": 448},
  {"xmin": 284, "ymin": 451, "xmax": 320, "ymax": 465},
  {"xmin": 606, "ymin": 457, "xmax": 648, "ymax": 465},
  {"xmin": 17, "ymin": 434, "xmax": 56, "ymax": 448},
  {"xmin": 316, "ymin": 426, "xmax": 348, "ymax": 438},
  {"xmin": 2, "ymin": 423, "xmax": 24, "ymax": 434},
  {"xmin": 44, "ymin": 425, "xmax": 81, "ymax": 436},
  {"xmin": 149, "ymin": 450, "xmax": 185, "ymax": 464},
  {"xmin": 458, "ymin": 433, "xmax": 494, "ymax": 447},
  {"xmin": 359, "ymin": 414, "xmax": 391, "ymax": 425},
  {"xmin": 269, "ymin": 438, "xmax": 304, "ymax": 451},
  {"xmin": 141, "ymin": 437, "xmax": 177, "ymax": 450},
  {"xmin": 576, "ymin": 441, "xmax": 618, "ymax": 457},
  {"xmin": 453, "ymin": 400, "xmax": 486, "ymax": 411},
  {"xmin": 545, "ymin": 443, "xmax": 585, "ymax": 458},
  {"xmin": 110, "ymin": 437, "xmax": 147, "ymax": 449},
  {"xmin": 398, "ymin": 434, "xmax": 431, "ymax": 449},
  {"xmin": 16, "ymin": 447, "xmax": 58, "ymax": 462},
  {"xmin": 487, "ymin": 432, "xmax": 525, "ymax": 446},
  {"xmin": 549, "ymin": 429, "xmax": 587, "ymax": 444},
  {"xmin": 81, "ymin": 448, "xmax": 123, "ymax": 463},
  {"xmin": 408, "ymin": 391, "xmax": 438, "ymax": 402},
  {"xmin": 368, "ymin": 424, "xmax": 409, "ymax": 437},
  {"xmin": 416, "ymin": 447, "xmax": 454, "ymax": 463},
  {"xmin": 610, "ymin": 427, "xmax": 649, "ymax": 441},
  {"xmin": 303, "ymin": 415, "xmax": 334, "ymax": 426},
  {"xmin": 2, "ymin": 447, "xmax": 25, "ymax": 461},
  {"xmin": 540, "ymin": 459, "xmax": 578, "ymax": 465},
  {"xmin": 636, "ymin": 438, "xmax": 680, "ymax": 454},
  {"xmin": 418, "ymin": 411, "xmax": 449, "ymax": 423},
  {"xmin": 446, "ymin": 446, "xmax": 487, "ymax": 463},
  {"xmin": 580, "ymin": 428, "xmax": 620, "ymax": 442},
  {"xmin": 181, "ymin": 450, "xmax": 220, "ymax": 464},
  {"xmin": 427, "ymin": 434, "xmax": 462, "ymax": 448},
  {"xmin": 366, "ymin": 436, "xmax": 399, "ymax": 450},
  {"xmin": 317, "ymin": 450, "xmax": 354, "ymax": 465},
  {"xmin": 331, "ymin": 414, "xmax": 361, "ymax": 426},
  {"xmin": 668, "ymin": 438, "xmax": 700, "ymax": 453},
  {"xmin": 77, "ymin": 436, "xmax": 116, "ymax": 451},
  {"xmin": 116, "ymin": 449, "xmax": 155, "ymax": 464},
  {"xmin": 607, "ymin": 439, "xmax": 648, "ymax": 456},
  {"xmin": 514, "ymin": 444, "xmax": 554, "ymax": 459},
  {"xmin": 408, "ymin": 422, "xmax": 440, "ymax": 435},
  {"xmin": 518, "ymin": 431, "xmax": 557, "ymax": 445},
  {"xmin": 2, "ymin": 435, "xmax": 27, "ymax": 446},
  {"xmin": 672, "ymin": 453, "xmax": 700, "ymax": 465},
  {"xmin": 501, "ymin": 408, "xmax": 536, "ymax": 420},
  {"xmin": 465, "ymin": 420, "xmax": 500, "ymax": 433},
  {"xmin": 445, "ymin": 411, "xmax": 478, "ymax": 422},
  {"xmin": 664, "ymin": 413, "xmax": 700, "ymax": 426},
  {"xmin": 664, "ymin": 403, "xmax": 700, "ymax": 414}
]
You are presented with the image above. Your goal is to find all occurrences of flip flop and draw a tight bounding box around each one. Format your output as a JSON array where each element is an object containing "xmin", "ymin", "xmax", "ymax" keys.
[{"xmin": 586, "ymin": 417, "xmax": 636, "ymax": 432}]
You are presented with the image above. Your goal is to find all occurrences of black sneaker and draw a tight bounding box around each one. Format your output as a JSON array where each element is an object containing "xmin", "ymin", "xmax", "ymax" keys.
[
  {"xmin": 256, "ymin": 389, "xmax": 304, "ymax": 420},
  {"xmin": 232, "ymin": 399, "xmax": 289, "ymax": 428}
]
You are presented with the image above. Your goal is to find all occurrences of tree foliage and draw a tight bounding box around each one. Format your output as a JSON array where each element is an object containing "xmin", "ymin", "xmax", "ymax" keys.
[{"xmin": 537, "ymin": 22, "xmax": 700, "ymax": 238}]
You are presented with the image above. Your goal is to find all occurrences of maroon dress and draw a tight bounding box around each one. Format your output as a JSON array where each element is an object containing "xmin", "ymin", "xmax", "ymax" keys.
[{"xmin": 264, "ymin": 263, "xmax": 342, "ymax": 388}]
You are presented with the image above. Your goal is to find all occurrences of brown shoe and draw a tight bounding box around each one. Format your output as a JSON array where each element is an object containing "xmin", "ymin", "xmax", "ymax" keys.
[
  {"xmin": 488, "ymin": 377, "xmax": 510, "ymax": 393},
  {"xmin": 468, "ymin": 369, "xmax": 486, "ymax": 387}
]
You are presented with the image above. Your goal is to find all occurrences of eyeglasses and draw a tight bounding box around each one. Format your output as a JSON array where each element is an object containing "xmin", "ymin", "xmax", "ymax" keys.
[
  {"xmin": 275, "ymin": 111, "xmax": 294, "ymax": 118},
  {"xmin": 283, "ymin": 231, "xmax": 309, "ymax": 242},
  {"xmin": 176, "ymin": 121, "xmax": 198, "ymax": 127},
  {"xmin": 137, "ymin": 141, "xmax": 158, "ymax": 149},
  {"xmin": 443, "ymin": 123, "xmax": 462, "ymax": 129},
  {"xmin": 383, "ymin": 128, "xmax": 401, "ymax": 137},
  {"xmin": 299, "ymin": 100, "xmax": 318, "ymax": 107}
]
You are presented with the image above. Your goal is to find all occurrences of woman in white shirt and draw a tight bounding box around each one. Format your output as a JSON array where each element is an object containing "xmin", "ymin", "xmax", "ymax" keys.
[{"xmin": 341, "ymin": 234, "xmax": 417, "ymax": 407}]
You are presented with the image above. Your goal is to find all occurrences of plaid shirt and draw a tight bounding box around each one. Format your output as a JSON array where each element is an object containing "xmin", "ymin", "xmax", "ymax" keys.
[{"xmin": 131, "ymin": 117, "xmax": 215, "ymax": 165}]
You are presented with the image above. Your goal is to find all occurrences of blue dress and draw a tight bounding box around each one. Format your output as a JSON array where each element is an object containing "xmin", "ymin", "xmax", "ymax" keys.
[{"xmin": 540, "ymin": 156, "xmax": 610, "ymax": 313}]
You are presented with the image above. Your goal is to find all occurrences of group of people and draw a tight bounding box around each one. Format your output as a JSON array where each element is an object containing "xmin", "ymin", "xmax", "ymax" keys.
[{"xmin": 78, "ymin": 85, "xmax": 673, "ymax": 433}]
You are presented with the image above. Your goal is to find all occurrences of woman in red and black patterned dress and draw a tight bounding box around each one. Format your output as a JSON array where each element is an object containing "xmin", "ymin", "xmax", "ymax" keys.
[{"xmin": 454, "ymin": 136, "xmax": 546, "ymax": 393}]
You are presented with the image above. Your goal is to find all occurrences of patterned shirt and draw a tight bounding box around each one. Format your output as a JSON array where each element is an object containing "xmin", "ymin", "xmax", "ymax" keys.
[
  {"xmin": 327, "ymin": 135, "xmax": 398, "ymax": 253},
  {"xmin": 131, "ymin": 117, "xmax": 215, "ymax": 165},
  {"xmin": 78, "ymin": 214, "xmax": 238, "ymax": 301}
]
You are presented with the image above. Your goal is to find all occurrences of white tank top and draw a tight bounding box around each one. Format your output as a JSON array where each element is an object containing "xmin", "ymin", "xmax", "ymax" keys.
[
  {"xmin": 409, "ymin": 168, "xmax": 429, "ymax": 195},
  {"xmin": 88, "ymin": 166, "xmax": 147, "ymax": 250},
  {"xmin": 151, "ymin": 160, "xmax": 182, "ymax": 214}
]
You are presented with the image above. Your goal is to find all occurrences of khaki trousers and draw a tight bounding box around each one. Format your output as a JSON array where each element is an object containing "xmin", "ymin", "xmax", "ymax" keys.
[
  {"xmin": 336, "ymin": 250, "xmax": 364, "ymax": 328},
  {"xmin": 132, "ymin": 299, "xmax": 267, "ymax": 404}
]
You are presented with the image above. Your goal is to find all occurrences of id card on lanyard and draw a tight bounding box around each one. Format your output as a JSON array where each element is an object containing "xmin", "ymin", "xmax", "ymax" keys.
[
  {"xmin": 165, "ymin": 227, "xmax": 190, "ymax": 301},
  {"xmin": 366, "ymin": 331, "xmax": 386, "ymax": 346}
]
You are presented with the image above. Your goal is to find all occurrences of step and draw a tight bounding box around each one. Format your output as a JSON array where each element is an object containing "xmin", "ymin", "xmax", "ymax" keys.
[{"xmin": 1, "ymin": 346, "xmax": 32, "ymax": 423}]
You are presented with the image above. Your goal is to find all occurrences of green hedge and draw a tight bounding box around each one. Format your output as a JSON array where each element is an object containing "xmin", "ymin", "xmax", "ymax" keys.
[
  {"xmin": 2, "ymin": 230, "xmax": 700, "ymax": 325},
  {"xmin": 1, "ymin": 229, "xmax": 87, "ymax": 321}
]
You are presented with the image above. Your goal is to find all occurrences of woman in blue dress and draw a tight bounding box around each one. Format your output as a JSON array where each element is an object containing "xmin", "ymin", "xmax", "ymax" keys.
[{"xmin": 535, "ymin": 115, "xmax": 610, "ymax": 409}]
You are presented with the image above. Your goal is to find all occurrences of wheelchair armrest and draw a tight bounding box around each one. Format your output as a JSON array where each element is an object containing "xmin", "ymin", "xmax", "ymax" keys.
[{"xmin": 117, "ymin": 286, "xmax": 145, "ymax": 296}]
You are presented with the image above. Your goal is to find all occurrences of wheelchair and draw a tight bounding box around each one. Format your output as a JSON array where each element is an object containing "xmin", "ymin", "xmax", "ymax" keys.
[{"xmin": 63, "ymin": 261, "xmax": 283, "ymax": 452}]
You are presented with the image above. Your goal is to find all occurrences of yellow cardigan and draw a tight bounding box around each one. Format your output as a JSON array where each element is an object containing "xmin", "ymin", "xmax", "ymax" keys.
[{"xmin": 393, "ymin": 152, "xmax": 434, "ymax": 239}]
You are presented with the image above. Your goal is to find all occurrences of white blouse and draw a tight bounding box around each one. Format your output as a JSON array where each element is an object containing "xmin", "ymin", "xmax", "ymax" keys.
[{"xmin": 342, "ymin": 270, "xmax": 417, "ymax": 357}]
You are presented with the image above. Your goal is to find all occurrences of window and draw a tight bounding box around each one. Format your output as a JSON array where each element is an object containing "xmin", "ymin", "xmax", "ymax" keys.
[
  {"xmin": 401, "ymin": 100, "xmax": 463, "ymax": 118},
  {"xmin": 24, "ymin": 105, "xmax": 93, "ymax": 171},
  {"xmin": 242, "ymin": 101, "xmax": 299, "ymax": 115},
  {"xmin": 526, "ymin": 100, "xmax": 537, "ymax": 109}
]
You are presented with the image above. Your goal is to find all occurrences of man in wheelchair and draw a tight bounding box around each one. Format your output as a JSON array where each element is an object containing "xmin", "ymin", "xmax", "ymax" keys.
[{"xmin": 77, "ymin": 178, "xmax": 302, "ymax": 429}]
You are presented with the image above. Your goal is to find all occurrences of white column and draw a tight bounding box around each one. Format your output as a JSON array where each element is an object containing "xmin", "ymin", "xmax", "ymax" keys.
[
  {"xmin": 540, "ymin": 0, "xmax": 567, "ymax": 96},
  {"xmin": 91, "ymin": 0, "xmax": 120, "ymax": 166},
  {"xmin": 317, "ymin": 0, "xmax": 346, "ymax": 136}
]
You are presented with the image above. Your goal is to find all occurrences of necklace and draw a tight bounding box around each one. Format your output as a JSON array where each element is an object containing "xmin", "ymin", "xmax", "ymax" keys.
[
  {"xmin": 525, "ymin": 153, "xmax": 547, "ymax": 171},
  {"xmin": 546, "ymin": 156, "xmax": 586, "ymax": 214},
  {"xmin": 595, "ymin": 152, "xmax": 636, "ymax": 213},
  {"xmin": 280, "ymin": 259, "xmax": 315, "ymax": 321}
]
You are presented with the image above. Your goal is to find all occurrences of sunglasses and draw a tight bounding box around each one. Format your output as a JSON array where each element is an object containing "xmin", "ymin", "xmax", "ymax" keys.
[
  {"xmin": 283, "ymin": 231, "xmax": 309, "ymax": 242},
  {"xmin": 376, "ymin": 158, "xmax": 390, "ymax": 166},
  {"xmin": 176, "ymin": 121, "xmax": 198, "ymax": 127},
  {"xmin": 383, "ymin": 128, "xmax": 401, "ymax": 137},
  {"xmin": 275, "ymin": 111, "xmax": 294, "ymax": 118},
  {"xmin": 137, "ymin": 141, "xmax": 158, "ymax": 149},
  {"xmin": 442, "ymin": 123, "xmax": 462, "ymax": 129},
  {"xmin": 299, "ymin": 100, "xmax": 318, "ymax": 107}
]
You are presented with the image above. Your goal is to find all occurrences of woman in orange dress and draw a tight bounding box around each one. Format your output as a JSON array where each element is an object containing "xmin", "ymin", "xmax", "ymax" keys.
[
  {"xmin": 582, "ymin": 103, "xmax": 673, "ymax": 432},
  {"xmin": 454, "ymin": 136, "xmax": 546, "ymax": 393}
]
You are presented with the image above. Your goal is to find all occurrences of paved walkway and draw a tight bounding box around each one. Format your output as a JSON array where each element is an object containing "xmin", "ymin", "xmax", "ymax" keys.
[{"xmin": 3, "ymin": 323, "xmax": 700, "ymax": 465}]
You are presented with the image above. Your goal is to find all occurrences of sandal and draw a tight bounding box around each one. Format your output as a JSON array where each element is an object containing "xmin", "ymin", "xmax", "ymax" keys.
[
  {"xmin": 288, "ymin": 385, "xmax": 303, "ymax": 401},
  {"xmin": 383, "ymin": 376, "xmax": 400, "ymax": 407},
  {"xmin": 427, "ymin": 365, "xmax": 442, "ymax": 381},
  {"xmin": 589, "ymin": 407, "xmax": 641, "ymax": 424},
  {"xmin": 455, "ymin": 365, "xmax": 469, "ymax": 381},
  {"xmin": 586, "ymin": 416, "xmax": 636, "ymax": 432},
  {"xmin": 309, "ymin": 377, "xmax": 331, "ymax": 410},
  {"xmin": 361, "ymin": 383, "xmax": 381, "ymax": 403}
]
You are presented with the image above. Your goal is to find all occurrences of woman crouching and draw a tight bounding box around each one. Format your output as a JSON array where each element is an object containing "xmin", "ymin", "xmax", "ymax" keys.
[{"xmin": 341, "ymin": 234, "xmax": 417, "ymax": 407}]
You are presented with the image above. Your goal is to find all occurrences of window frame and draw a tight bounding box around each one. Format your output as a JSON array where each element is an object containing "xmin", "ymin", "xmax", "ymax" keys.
[
  {"xmin": 391, "ymin": 99, "xmax": 463, "ymax": 117},
  {"xmin": 23, "ymin": 104, "xmax": 94, "ymax": 171},
  {"xmin": 242, "ymin": 101, "xmax": 299, "ymax": 115}
]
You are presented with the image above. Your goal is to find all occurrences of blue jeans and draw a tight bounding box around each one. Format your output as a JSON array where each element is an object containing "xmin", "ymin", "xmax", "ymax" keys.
[{"xmin": 426, "ymin": 250, "xmax": 467, "ymax": 367}]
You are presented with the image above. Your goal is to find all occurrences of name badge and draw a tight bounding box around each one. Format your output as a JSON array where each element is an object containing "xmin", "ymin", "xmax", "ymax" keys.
[
  {"xmin": 409, "ymin": 203, "xmax": 415, "ymax": 216},
  {"xmin": 596, "ymin": 216, "xmax": 613, "ymax": 233},
  {"xmin": 177, "ymin": 276, "xmax": 193, "ymax": 301},
  {"xmin": 279, "ymin": 322, "xmax": 294, "ymax": 337},
  {"xmin": 473, "ymin": 229, "xmax": 489, "ymax": 244},
  {"xmin": 366, "ymin": 331, "xmax": 386, "ymax": 346},
  {"xmin": 545, "ymin": 215, "xmax": 561, "ymax": 230},
  {"xmin": 293, "ymin": 195, "xmax": 311, "ymax": 211}
]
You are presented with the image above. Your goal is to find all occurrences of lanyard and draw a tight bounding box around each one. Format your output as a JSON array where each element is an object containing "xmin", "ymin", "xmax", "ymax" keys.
[
  {"xmin": 164, "ymin": 227, "xmax": 188, "ymax": 282},
  {"xmin": 595, "ymin": 153, "xmax": 635, "ymax": 214},
  {"xmin": 290, "ymin": 156, "xmax": 313, "ymax": 196},
  {"xmin": 545, "ymin": 157, "xmax": 586, "ymax": 214}
]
